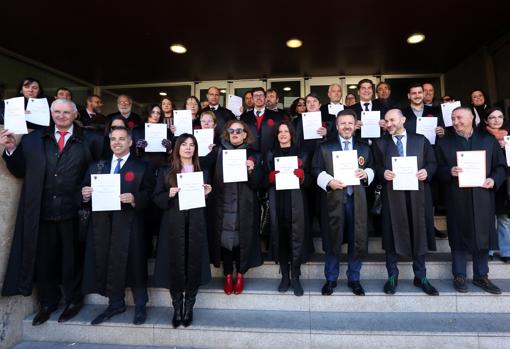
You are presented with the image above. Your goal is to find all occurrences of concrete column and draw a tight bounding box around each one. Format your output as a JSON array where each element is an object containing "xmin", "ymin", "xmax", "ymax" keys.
[{"xmin": 0, "ymin": 129, "xmax": 36, "ymax": 349}]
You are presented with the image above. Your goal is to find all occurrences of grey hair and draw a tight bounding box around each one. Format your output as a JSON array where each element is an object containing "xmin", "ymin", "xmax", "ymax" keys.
[
  {"xmin": 452, "ymin": 106, "xmax": 474, "ymax": 118},
  {"xmin": 51, "ymin": 98, "xmax": 77, "ymax": 113},
  {"xmin": 328, "ymin": 83, "xmax": 342, "ymax": 93}
]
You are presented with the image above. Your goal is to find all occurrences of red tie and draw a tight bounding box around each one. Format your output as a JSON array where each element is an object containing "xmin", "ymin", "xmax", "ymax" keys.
[{"xmin": 57, "ymin": 131, "xmax": 68, "ymax": 153}]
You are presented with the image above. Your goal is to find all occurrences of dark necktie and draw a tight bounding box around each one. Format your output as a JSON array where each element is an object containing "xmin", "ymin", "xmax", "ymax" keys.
[
  {"xmin": 343, "ymin": 140, "xmax": 353, "ymax": 196},
  {"xmin": 57, "ymin": 131, "xmax": 68, "ymax": 154},
  {"xmin": 395, "ymin": 135, "xmax": 404, "ymax": 157},
  {"xmin": 363, "ymin": 103, "xmax": 370, "ymax": 111},
  {"xmin": 114, "ymin": 158, "xmax": 123, "ymax": 174}
]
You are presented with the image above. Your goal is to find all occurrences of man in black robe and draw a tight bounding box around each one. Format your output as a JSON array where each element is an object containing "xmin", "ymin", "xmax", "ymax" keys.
[
  {"xmin": 436, "ymin": 106, "xmax": 506, "ymax": 294},
  {"xmin": 81, "ymin": 126, "xmax": 154, "ymax": 325},
  {"xmin": 313, "ymin": 109, "xmax": 374, "ymax": 296},
  {"xmin": 373, "ymin": 109, "xmax": 438, "ymax": 296},
  {"xmin": 1, "ymin": 99, "xmax": 103, "ymax": 325},
  {"xmin": 107, "ymin": 94, "xmax": 142, "ymax": 129},
  {"xmin": 202, "ymin": 86, "xmax": 236, "ymax": 135}
]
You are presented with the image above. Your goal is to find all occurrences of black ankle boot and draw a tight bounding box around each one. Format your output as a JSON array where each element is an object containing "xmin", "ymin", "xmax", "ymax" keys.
[
  {"xmin": 291, "ymin": 264, "xmax": 304, "ymax": 296},
  {"xmin": 170, "ymin": 291, "xmax": 183, "ymax": 328},
  {"xmin": 278, "ymin": 262, "xmax": 290, "ymax": 292},
  {"xmin": 182, "ymin": 288, "xmax": 198, "ymax": 327}
]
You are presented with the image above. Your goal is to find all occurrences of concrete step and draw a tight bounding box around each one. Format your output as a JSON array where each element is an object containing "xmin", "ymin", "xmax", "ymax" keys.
[
  {"xmin": 22, "ymin": 305, "xmax": 510, "ymax": 349},
  {"xmin": 11, "ymin": 341, "xmax": 198, "ymax": 349},
  {"xmin": 84, "ymin": 279, "xmax": 510, "ymax": 313}
]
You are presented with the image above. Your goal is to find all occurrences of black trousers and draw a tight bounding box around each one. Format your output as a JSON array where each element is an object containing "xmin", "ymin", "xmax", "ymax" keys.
[
  {"xmin": 35, "ymin": 219, "xmax": 83, "ymax": 307},
  {"xmin": 222, "ymin": 246, "xmax": 240, "ymax": 276}
]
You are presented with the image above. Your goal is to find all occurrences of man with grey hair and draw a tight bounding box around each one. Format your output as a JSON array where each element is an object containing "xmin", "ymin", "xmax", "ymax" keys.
[
  {"xmin": 320, "ymin": 83, "xmax": 345, "ymax": 140},
  {"xmin": 436, "ymin": 106, "xmax": 506, "ymax": 294},
  {"xmin": 107, "ymin": 94, "xmax": 142, "ymax": 129},
  {"xmin": 0, "ymin": 98, "xmax": 103, "ymax": 325}
]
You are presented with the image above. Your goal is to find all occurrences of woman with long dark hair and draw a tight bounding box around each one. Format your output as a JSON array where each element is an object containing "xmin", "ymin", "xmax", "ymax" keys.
[
  {"xmin": 264, "ymin": 120, "xmax": 313, "ymax": 296},
  {"xmin": 152, "ymin": 134, "xmax": 212, "ymax": 328}
]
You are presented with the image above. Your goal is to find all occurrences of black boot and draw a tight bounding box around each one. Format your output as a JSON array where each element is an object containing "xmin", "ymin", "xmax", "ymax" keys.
[
  {"xmin": 182, "ymin": 288, "xmax": 198, "ymax": 327},
  {"xmin": 291, "ymin": 264, "xmax": 304, "ymax": 297},
  {"xmin": 278, "ymin": 263, "xmax": 290, "ymax": 292},
  {"xmin": 170, "ymin": 291, "xmax": 183, "ymax": 328}
]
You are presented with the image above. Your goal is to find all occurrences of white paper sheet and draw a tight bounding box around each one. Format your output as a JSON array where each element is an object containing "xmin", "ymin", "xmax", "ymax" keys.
[
  {"xmin": 416, "ymin": 117, "xmax": 438, "ymax": 145},
  {"xmin": 302, "ymin": 111, "xmax": 322, "ymax": 140},
  {"xmin": 361, "ymin": 111, "xmax": 381, "ymax": 138},
  {"xmin": 274, "ymin": 156, "xmax": 299, "ymax": 190},
  {"xmin": 504, "ymin": 136, "xmax": 510, "ymax": 167},
  {"xmin": 3, "ymin": 97, "xmax": 27, "ymax": 134},
  {"xmin": 222, "ymin": 149, "xmax": 248, "ymax": 183},
  {"xmin": 144, "ymin": 123, "xmax": 167, "ymax": 152},
  {"xmin": 173, "ymin": 109, "xmax": 193, "ymax": 136},
  {"xmin": 332, "ymin": 150, "xmax": 360, "ymax": 186},
  {"xmin": 25, "ymin": 98, "xmax": 50, "ymax": 126},
  {"xmin": 457, "ymin": 150, "xmax": 486, "ymax": 187},
  {"xmin": 391, "ymin": 156, "xmax": 418, "ymax": 191},
  {"xmin": 440, "ymin": 101, "xmax": 461, "ymax": 128},
  {"xmin": 227, "ymin": 95, "xmax": 243, "ymax": 117},
  {"xmin": 194, "ymin": 128, "xmax": 215, "ymax": 157},
  {"xmin": 91, "ymin": 174, "xmax": 121, "ymax": 211},
  {"xmin": 328, "ymin": 103, "xmax": 344, "ymax": 116},
  {"xmin": 176, "ymin": 171, "xmax": 206, "ymax": 210}
]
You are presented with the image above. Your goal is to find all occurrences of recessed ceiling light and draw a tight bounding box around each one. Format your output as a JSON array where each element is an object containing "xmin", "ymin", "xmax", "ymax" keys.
[
  {"xmin": 170, "ymin": 44, "xmax": 187, "ymax": 54},
  {"xmin": 348, "ymin": 85, "xmax": 357, "ymax": 90},
  {"xmin": 286, "ymin": 38, "xmax": 302, "ymax": 48},
  {"xmin": 159, "ymin": 91, "xmax": 167, "ymax": 96},
  {"xmin": 220, "ymin": 89, "xmax": 226, "ymax": 94},
  {"xmin": 283, "ymin": 87, "xmax": 292, "ymax": 92},
  {"xmin": 407, "ymin": 33, "xmax": 425, "ymax": 44}
]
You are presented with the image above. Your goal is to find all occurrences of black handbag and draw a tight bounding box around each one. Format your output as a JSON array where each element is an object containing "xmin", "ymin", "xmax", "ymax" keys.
[{"xmin": 370, "ymin": 184, "xmax": 383, "ymax": 215}]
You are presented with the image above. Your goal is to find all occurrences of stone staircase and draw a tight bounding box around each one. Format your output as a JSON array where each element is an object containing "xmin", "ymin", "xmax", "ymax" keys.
[{"xmin": 18, "ymin": 226, "xmax": 510, "ymax": 349}]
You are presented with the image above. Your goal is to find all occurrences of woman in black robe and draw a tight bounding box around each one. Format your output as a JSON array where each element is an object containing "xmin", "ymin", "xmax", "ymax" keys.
[
  {"xmin": 264, "ymin": 121, "xmax": 313, "ymax": 296},
  {"xmin": 153, "ymin": 134, "xmax": 212, "ymax": 328}
]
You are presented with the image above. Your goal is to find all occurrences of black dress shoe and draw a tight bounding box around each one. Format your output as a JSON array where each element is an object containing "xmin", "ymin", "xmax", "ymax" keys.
[
  {"xmin": 278, "ymin": 275, "xmax": 290, "ymax": 293},
  {"xmin": 321, "ymin": 280, "xmax": 337, "ymax": 296},
  {"xmin": 413, "ymin": 277, "xmax": 439, "ymax": 296},
  {"xmin": 91, "ymin": 305, "xmax": 127, "ymax": 325},
  {"xmin": 133, "ymin": 305, "xmax": 147, "ymax": 325},
  {"xmin": 58, "ymin": 300, "xmax": 83, "ymax": 323},
  {"xmin": 32, "ymin": 305, "xmax": 58, "ymax": 326},
  {"xmin": 472, "ymin": 277, "xmax": 502, "ymax": 295},
  {"xmin": 291, "ymin": 277, "xmax": 304, "ymax": 297},
  {"xmin": 383, "ymin": 276, "xmax": 398, "ymax": 295},
  {"xmin": 347, "ymin": 281, "xmax": 365, "ymax": 296},
  {"xmin": 500, "ymin": 256, "xmax": 510, "ymax": 263},
  {"xmin": 453, "ymin": 276, "xmax": 468, "ymax": 293}
]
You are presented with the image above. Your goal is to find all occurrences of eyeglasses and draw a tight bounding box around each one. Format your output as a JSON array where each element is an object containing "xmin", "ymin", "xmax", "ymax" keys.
[{"xmin": 227, "ymin": 128, "xmax": 244, "ymax": 134}]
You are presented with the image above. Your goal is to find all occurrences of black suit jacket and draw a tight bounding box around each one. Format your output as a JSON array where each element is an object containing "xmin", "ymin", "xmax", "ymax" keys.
[
  {"xmin": 203, "ymin": 105, "xmax": 236, "ymax": 136},
  {"xmin": 401, "ymin": 105, "xmax": 445, "ymax": 135},
  {"xmin": 350, "ymin": 99, "xmax": 386, "ymax": 120},
  {"xmin": 240, "ymin": 109, "xmax": 283, "ymax": 156}
]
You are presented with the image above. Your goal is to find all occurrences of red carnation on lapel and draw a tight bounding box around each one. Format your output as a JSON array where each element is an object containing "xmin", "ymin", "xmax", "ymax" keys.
[
  {"xmin": 124, "ymin": 171, "xmax": 135, "ymax": 182},
  {"xmin": 127, "ymin": 121, "xmax": 135, "ymax": 129},
  {"xmin": 247, "ymin": 156, "xmax": 255, "ymax": 162},
  {"xmin": 322, "ymin": 122, "xmax": 327, "ymax": 128},
  {"xmin": 267, "ymin": 119, "xmax": 274, "ymax": 127},
  {"xmin": 297, "ymin": 158, "xmax": 303, "ymax": 168},
  {"xmin": 425, "ymin": 114, "xmax": 434, "ymax": 118}
]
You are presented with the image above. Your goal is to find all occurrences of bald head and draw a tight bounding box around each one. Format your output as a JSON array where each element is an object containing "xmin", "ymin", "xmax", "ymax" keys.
[{"xmin": 384, "ymin": 108, "xmax": 406, "ymax": 135}]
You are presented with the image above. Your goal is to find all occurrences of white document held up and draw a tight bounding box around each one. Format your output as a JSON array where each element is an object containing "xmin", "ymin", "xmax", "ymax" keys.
[
  {"xmin": 227, "ymin": 95, "xmax": 243, "ymax": 117},
  {"xmin": 302, "ymin": 112, "xmax": 322, "ymax": 140},
  {"xmin": 177, "ymin": 171, "xmax": 206, "ymax": 210},
  {"xmin": 275, "ymin": 156, "xmax": 299, "ymax": 190},
  {"xmin": 440, "ymin": 101, "xmax": 461, "ymax": 128},
  {"xmin": 91, "ymin": 174, "xmax": 121, "ymax": 211},
  {"xmin": 194, "ymin": 129, "xmax": 215, "ymax": 157},
  {"xmin": 457, "ymin": 151, "xmax": 486, "ymax": 187},
  {"xmin": 361, "ymin": 111, "xmax": 381, "ymax": 138},
  {"xmin": 222, "ymin": 149, "xmax": 248, "ymax": 183},
  {"xmin": 328, "ymin": 104, "xmax": 344, "ymax": 116},
  {"xmin": 416, "ymin": 117, "xmax": 438, "ymax": 145},
  {"xmin": 332, "ymin": 150, "xmax": 360, "ymax": 186},
  {"xmin": 25, "ymin": 98, "xmax": 50, "ymax": 126},
  {"xmin": 392, "ymin": 156, "xmax": 418, "ymax": 191},
  {"xmin": 173, "ymin": 110, "xmax": 193, "ymax": 136},
  {"xmin": 4, "ymin": 97, "xmax": 28, "ymax": 134},
  {"xmin": 504, "ymin": 136, "xmax": 510, "ymax": 167},
  {"xmin": 144, "ymin": 123, "xmax": 167, "ymax": 152}
]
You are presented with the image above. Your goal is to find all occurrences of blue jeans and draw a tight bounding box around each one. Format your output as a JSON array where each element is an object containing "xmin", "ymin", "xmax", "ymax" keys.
[
  {"xmin": 451, "ymin": 250, "xmax": 489, "ymax": 278},
  {"xmin": 385, "ymin": 252, "xmax": 426, "ymax": 279},
  {"xmin": 497, "ymin": 214, "xmax": 510, "ymax": 257},
  {"xmin": 109, "ymin": 287, "xmax": 148, "ymax": 308}
]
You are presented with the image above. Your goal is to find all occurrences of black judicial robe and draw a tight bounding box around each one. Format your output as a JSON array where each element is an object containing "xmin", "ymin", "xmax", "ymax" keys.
[
  {"xmin": 81, "ymin": 156, "xmax": 154, "ymax": 297},
  {"xmin": 152, "ymin": 166, "xmax": 211, "ymax": 292},
  {"xmin": 131, "ymin": 124, "xmax": 172, "ymax": 169},
  {"xmin": 107, "ymin": 111, "xmax": 143, "ymax": 129},
  {"xmin": 350, "ymin": 99, "xmax": 386, "ymax": 120},
  {"xmin": 312, "ymin": 137, "xmax": 372, "ymax": 258},
  {"xmin": 208, "ymin": 141, "xmax": 263, "ymax": 273},
  {"xmin": 435, "ymin": 130, "xmax": 507, "ymax": 252},
  {"xmin": 202, "ymin": 105, "xmax": 236, "ymax": 137},
  {"xmin": 1, "ymin": 125, "xmax": 103, "ymax": 296},
  {"xmin": 401, "ymin": 105, "xmax": 445, "ymax": 135},
  {"xmin": 240, "ymin": 109, "xmax": 283, "ymax": 156},
  {"xmin": 294, "ymin": 107, "xmax": 335, "ymax": 155},
  {"xmin": 373, "ymin": 133, "xmax": 437, "ymax": 257},
  {"xmin": 264, "ymin": 147, "xmax": 313, "ymax": 265}
]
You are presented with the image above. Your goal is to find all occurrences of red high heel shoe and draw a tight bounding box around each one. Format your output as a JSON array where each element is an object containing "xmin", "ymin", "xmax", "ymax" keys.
[
  {"xmin": 224, "ymin": 274, "xmax": 233, "ymax": 295},
  {"xmin": 234, "ymin": 272, "xmax": 244, "ymax": 294}
]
